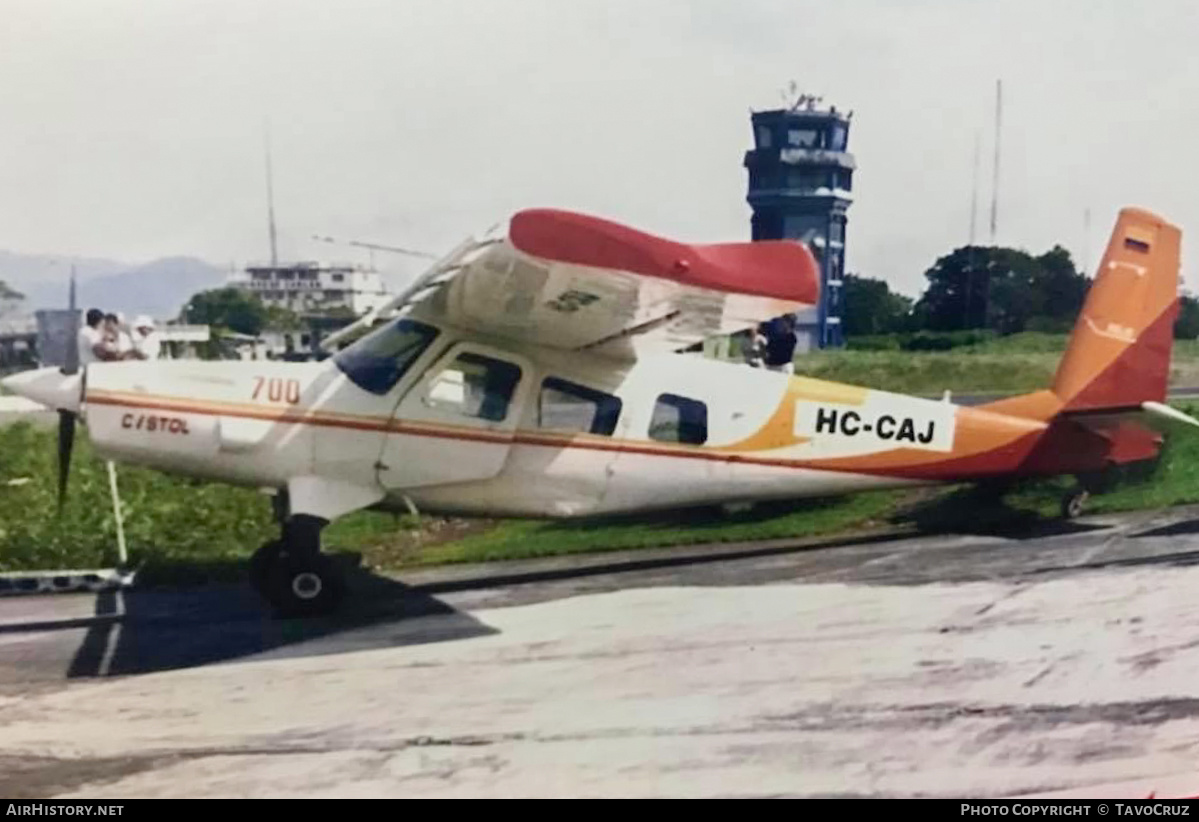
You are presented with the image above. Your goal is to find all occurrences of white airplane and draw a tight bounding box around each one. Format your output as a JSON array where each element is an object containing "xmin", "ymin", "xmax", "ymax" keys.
[{"xmin": 5, "ymin": 206, "xmax": 1196, "ymax": 617}]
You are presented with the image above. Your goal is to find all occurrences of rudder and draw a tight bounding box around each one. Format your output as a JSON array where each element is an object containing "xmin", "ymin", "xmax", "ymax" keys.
[{"xmin": 1051, "ymin": 207, "xmax": 1181, "ymax": 412}]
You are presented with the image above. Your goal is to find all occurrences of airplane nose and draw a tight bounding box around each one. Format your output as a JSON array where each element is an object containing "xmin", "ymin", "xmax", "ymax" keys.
[{"xmin": 1, "ymin": 367, "xmax": 82, "ymax": 414}]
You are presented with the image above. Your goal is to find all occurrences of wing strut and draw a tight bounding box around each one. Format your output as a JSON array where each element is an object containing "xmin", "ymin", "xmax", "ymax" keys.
[{"xmin": 319, "ymin": 235, "xmax": 501, "ymax": 352}]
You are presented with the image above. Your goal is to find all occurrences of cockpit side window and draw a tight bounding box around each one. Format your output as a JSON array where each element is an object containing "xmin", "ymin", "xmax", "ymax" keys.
[
  {"xmin": 422, "ymin": 352, "xmax": 522, "ymax": 422},
  {"xmin": 332, "ymin": 318, "xmax": 439, "ymax": 395}
]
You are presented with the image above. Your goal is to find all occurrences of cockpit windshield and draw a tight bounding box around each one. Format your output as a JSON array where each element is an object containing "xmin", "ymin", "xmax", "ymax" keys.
[{"xmin": 332, "ymin": 318, "xmax": 439, "ymax": 395}]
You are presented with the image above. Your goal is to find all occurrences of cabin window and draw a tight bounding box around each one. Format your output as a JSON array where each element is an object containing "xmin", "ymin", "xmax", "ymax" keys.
[
  {"xmin": 424, "ymin": 352, "xmax": 521, "ymax": 422},
  {"xmin": 333, "ymin": 318, "xmax": 439, "ymax": 395},
  {"xmin": 539, "ymin": 377, "xmax": 622, "ymax": 436},
  {"xmin": 649, "ymin": 394, "xmax": 707, "ymax": 445}
]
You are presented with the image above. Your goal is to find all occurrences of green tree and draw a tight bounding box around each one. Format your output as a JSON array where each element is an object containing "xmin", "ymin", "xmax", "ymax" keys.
[
  {"xmin": 913, "ymin": 245, "xmax": 1088, "ymax": 334},
  {"xmin": 1176, "ymin": 294, "xmax": 1199, "ymax": 339},
  {"xmin": 180, "ymin": 288, "xmax": 269, "ymax": 336},
  {"xmin": 1037, "ymin": 245, "xmax": 1089, "ymax": 321},
  {"xmin": 842, "ymin": 273, "xmax": 913, "ymax": 336},
  {"xmin": 264, "ymin": 305, "xmax": 304, "ymax": 331}
]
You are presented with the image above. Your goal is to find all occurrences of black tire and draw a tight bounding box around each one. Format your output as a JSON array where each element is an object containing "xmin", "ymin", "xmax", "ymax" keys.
[
  {"xmin": 264, "ymin": 553, "xmax": 345, "ymax": 618},
  {"xmin": 249, "ymin": 539, "xmax": 283, "ymax": 595},
  {"xmin": 1061, "ymin": 489, "xmax": 1090, "ymax": 519}
]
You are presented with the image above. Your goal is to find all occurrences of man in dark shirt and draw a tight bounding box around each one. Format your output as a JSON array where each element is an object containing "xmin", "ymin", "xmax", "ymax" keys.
[{"xmin": 763, "ymin": 315, "xmax": 797, "ymax": 374}]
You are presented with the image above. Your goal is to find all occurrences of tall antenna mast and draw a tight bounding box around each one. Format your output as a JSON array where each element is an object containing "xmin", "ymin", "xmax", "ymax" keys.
[
  {"xmin": 989, "ymin": 79, "xmax": 1002, "ymax": 243},
  {"xmin": 264, "ymin": 124, "xmax": 279, "ymax": 266},
  {"xmin": 969, "ymin": 130, "xmax": 980, "ymax": 245}
]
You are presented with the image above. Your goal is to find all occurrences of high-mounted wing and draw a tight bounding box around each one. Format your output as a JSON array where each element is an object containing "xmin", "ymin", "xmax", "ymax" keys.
[{"xmin": 323, "ymin": 208, "xmax": 820, "ymax": 360}]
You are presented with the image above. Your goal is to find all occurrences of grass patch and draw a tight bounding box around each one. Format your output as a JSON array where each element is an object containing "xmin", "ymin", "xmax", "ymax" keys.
[
  {"xmin": 793, "ymin": 349, "xmax": 1060, "ymax": 395},
  {"xmin": 0, "ymin": 421, "xmax": 424, "ymax": 581},
  {"xmin": 808, "ymin": 332, "xmax": 1199, "ymax": 395},
  {"xmin": 0, "ymin": 421, "xmax": 278, "ymax": 575},
  {"xmin": 392, "ymin": 491, "xmax": 904, "ymax": 567}
]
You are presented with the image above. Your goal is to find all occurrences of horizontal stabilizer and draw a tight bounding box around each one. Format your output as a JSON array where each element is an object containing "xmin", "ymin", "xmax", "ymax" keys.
[{"xmin": 1141, "ymin": 401, "xmax": 1199, "ymax": 429}]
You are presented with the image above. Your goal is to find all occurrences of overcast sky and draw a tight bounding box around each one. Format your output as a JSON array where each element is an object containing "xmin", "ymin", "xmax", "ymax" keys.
[{"xmin": 2, "ymin": 0, "xmax": 1197, "ymax": 297}]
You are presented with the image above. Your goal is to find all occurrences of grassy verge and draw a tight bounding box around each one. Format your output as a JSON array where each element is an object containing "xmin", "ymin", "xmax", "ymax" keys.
[
  {"xmin": 358, "ymin": 490, "xmax": 905, "ymax": 569},
  {"xmin": 800, "ymin": 332, "xmax": 1199, "ymax": 396},
  {"xmin": 793, "ymin": 349, "xmax": 1061, "ymax": 395}
]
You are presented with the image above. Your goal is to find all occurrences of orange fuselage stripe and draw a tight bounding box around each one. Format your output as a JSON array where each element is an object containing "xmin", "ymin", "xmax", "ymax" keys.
[
  {"xmin": 85, "ymin": 389, "xmax": 1035, "ymax": 478},
  {"xmin": 85, "ymin": 390, "xmax": 904, "ymax": 474}
]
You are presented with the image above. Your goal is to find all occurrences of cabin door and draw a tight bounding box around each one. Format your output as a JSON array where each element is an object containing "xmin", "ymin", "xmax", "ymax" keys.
[{"xmin": 377, "ymin": 342, "xmax": 532, "ymax": 491}]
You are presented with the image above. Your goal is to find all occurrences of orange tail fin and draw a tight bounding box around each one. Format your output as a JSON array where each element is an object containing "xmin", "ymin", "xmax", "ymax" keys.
[{"xmin": 1051, "ymin": 207, "xmax": 1181, "ymax": 412}]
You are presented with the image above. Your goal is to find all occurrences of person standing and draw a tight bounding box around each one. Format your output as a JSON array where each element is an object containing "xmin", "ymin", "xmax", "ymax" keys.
[
  {"xmin": 763, "ymin": 315, "xmax": 798, "ymax": 375},
  {"xmin": 110, "ymin": 313, "xmax": 134, "ymax": 359},
  {"xmin": 77, "ymin": 308, "xmax": 114, "ymax": 365},
  {"xmin": 745, "ymin": 323, "xmax": 768, "ymax": 368},
  {"xmin": 129, "ymin": 316, "xmax": 161, "ymax": 360}
]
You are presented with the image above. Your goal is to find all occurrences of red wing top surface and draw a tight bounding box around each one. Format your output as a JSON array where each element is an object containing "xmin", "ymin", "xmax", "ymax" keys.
[{"xmin": 399, "ymin": 208, "xmax": 819, "ymax": 360}]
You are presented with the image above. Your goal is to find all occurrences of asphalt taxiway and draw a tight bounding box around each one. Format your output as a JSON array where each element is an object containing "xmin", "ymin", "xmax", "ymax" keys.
[{"xmin": 5, "ymin": 506, "xmax": 1199, "ymax": 797}]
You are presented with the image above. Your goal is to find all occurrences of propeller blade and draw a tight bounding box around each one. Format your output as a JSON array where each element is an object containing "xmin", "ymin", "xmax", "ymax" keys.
[{"xmin": 57, "ymin": 409, "xmax": 75, "ymax": 510}]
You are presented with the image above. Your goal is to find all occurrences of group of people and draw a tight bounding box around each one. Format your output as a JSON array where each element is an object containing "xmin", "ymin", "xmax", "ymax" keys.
[
  {"xmin": 77, "ymin": 308, "xmax": 160, "ymax": 365},
  {"xmin": 745, "ymin": 314, "xmax": 798, "ymax": 374}
]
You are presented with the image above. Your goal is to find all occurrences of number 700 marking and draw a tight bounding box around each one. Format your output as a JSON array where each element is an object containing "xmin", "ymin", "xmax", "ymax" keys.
[{"xmin": 252, "ymin": 377, "xmax": 301, "ymax": 404}]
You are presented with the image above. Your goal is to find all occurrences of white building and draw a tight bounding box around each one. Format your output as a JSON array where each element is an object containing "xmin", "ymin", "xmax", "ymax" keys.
[{"xmin": 229, "ymin": 262, "xmax": 393, "ymax": 317}]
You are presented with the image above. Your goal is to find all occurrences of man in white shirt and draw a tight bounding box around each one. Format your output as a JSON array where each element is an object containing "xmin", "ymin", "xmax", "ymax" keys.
[
  {"xmin": 77, "ymin": 309, "xmax": 112, "ymax": 366},
  {"xmin": 130, "ymin": 315, "xmax": 161, "ymax": 360},
  {"xmin": 105, "ymin": 313, "xmax": 133, "ymax": 359}
]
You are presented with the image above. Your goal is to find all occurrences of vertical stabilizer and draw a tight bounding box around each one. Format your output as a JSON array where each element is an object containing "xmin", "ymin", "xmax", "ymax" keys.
[{"xmin": 1051, "ymin": 207, "xmax": 1181, "ymax": 412}]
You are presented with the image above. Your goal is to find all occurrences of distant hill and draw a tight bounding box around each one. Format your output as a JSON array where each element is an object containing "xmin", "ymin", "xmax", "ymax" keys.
[{"xmin": 0, "ymin": 251, "xmax": 225, "ymax": 320}]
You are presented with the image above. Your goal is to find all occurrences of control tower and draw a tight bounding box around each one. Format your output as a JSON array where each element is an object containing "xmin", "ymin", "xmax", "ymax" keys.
[{"xmin": 744, "ymin": 94, "xmax": 854, "ymax": 350}]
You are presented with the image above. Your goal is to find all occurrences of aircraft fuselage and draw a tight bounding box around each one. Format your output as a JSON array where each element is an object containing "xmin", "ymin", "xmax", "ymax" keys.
[{"xmin": 70, "ymin": 317, "xmax": 1116, "ymax": 522}]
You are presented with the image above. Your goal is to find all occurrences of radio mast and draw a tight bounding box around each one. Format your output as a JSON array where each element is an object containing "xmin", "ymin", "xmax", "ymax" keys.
[
  {"xmin": 264, "ymin": 125, "xmax": 279, "ymax": 267},
  {"xmin": 969, "ymin": 130, "xmax": 980, "ymax": 245},
  {"xmin": 989, "ymin": 79, "xmax": 1002, "ymax": 243}
]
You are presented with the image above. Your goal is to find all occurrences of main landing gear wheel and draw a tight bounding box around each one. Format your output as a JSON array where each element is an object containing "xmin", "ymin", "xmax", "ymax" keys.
[
  {"xmin": 1061, "ymin": 488, "xmax": 1090, "ymax": 519},
  {"xmin": 264, "ymin": 553, "xmax": 345, "ymax": 619},
  {"xmin": 250, "ymin": 514, "xmax": 345, "ymax": 618}
]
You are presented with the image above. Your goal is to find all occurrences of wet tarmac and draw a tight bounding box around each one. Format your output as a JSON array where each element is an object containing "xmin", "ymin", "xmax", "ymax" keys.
[{"xmin": 4, "ymin": 505, "xmax": 1199, "ymax": 796}]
